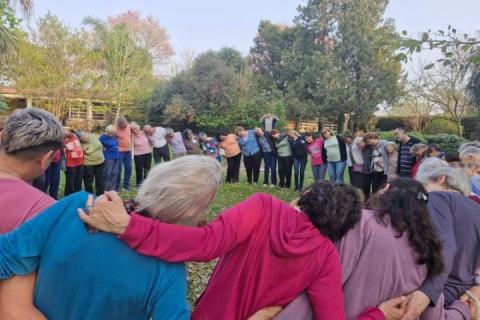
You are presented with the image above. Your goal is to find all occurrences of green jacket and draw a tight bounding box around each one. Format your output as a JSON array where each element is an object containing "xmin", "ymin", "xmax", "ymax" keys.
[
  {"xmin": 276, "ymin": 135, "xmax": 292, "ymax": 157},
  {"xmin": 82, "ymin": 134, "xmax": 105, "ymax": 166}
]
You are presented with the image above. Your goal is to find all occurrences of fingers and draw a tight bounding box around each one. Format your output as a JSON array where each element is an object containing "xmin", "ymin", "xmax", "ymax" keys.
[
  {"xmin": 390, "ymin": 296, "xmax": 407, "ymax": 307},
  {"xmin": 104, "ymin": 191, "xmax": 123, "ymax": 205},
  {"xmin": 78, "ymin": 208, "xmax": 90, "ymax": 223},
  {"xmin": 460, "ymin": 293, "xmax": 469, "ymax": 303}
]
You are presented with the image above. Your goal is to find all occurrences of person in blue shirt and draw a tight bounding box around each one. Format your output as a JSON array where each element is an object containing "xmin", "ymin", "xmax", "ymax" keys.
[
  {"xmin": 99, "ymin": 124, "xmax": 120, "ymax": 191},
  {"xmin": 235, "ymin": 126, "xmax": 261, "ymax": 184},
  {"xmin": 0, "ymin": 190, "xmax": 192, "ymax": 319}
]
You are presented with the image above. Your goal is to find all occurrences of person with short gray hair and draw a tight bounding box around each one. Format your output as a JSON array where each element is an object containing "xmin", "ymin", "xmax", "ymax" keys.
[
  {"xmin": 131, "ymin": 122, "xmax": 152, "ymax": 187},
  {"xmin": 402, "ymin": 158, "xmax": 480, "ymax": 320},
  {"xmin": 459, "ymin": 146, "xmax": 480, "ymax": 199},
  {"xmin": 0, "ymin": 107, "xmax": 62, "ymax": 319},
  {"xmin": 99, "ymin": 125, "xmax": 119, "ymax": 191},
  {"xmin": 144, "ymin": 125, "xmax": 169, "ymax": 164}
]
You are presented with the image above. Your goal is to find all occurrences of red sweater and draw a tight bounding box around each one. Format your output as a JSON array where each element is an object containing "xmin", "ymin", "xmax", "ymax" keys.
[
  {"xmin": 64, "ymin": 134, "xmax": 84, "ymax": 167},
  {"xmin": 121, "ymin": 193, "xmax": 346, "ymax": 320}
]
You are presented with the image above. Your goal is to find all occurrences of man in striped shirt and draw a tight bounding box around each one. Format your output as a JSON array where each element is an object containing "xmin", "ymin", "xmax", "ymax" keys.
[{"xmin": 394, "ymin": 127, "xmax": 420, "ymax": 177}]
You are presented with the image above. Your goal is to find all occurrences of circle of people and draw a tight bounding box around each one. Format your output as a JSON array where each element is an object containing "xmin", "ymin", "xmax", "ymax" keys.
[{"xmin": 1, "ymin": 108, "xmax": 480, "ymax": 320}]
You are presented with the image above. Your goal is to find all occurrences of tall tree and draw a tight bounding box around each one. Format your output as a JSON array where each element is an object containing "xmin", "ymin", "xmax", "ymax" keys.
[
  {"xmin": 5, "ymin": 13, "xmax": 92, "ymax": 119},
  {"xmin": 0, "ymin": 0, "xmax": 32, "ymax": 57}
]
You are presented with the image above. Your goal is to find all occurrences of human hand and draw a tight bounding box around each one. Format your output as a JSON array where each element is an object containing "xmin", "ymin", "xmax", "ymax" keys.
[
  {"xmin": 460, "ymin": 287, "xmax": 480, "ymax": 320},
  {"xmin": 379, "ymin": 296, "xmax": 407, "ymax": 320},
  {"xmin": 401, "ymin": 290, "xmax": 431, "ymax": 320},
  {"xmin": 247, "ymin": 307, "xmax": 282, "ymax": 320},
  {"xmin": 78, "ymin": 191, "xmax": 131, "ymax": 235}
]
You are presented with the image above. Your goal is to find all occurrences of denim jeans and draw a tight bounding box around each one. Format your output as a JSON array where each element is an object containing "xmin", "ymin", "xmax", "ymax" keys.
[
  {"xmin": 117, "ymin": 151, "xmax": 132, "ymax": 190},
  {"xmin": 104, "ymin": 159, "xmax": 119, "ymax": 191},
  {"xmin": 293, "ymin": 157, "xmax": 308, "ymax": 191},
  {"xmin": 327, "ymin": 161, "xmax": 347, "ymax": 183},
  {"xmin": 311, "ymin": 164, "xmax": 327, "ymax": 182},
  {"xmin": 84, "ymin": 162, "xmax": 105, "ymax": 195},
  {"xmin": 45, "ymin": 161, "xmax": 61, "ymax": 199},
  {"xmin": 65, "ymin": 165, "xmax": 84, "ymax": 196},
  {"xmin": 262, "ymin": 152, "xmax": 277, "ymax": 185}
]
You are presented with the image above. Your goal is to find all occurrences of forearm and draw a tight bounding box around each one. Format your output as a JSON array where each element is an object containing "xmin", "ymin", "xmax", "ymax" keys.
[
  {"xmin": 356, "ymin": 307, "xmax": 384, "ymax": 320},
  {"xmin": 0, "ymin": 274, "xmax": 46, "ymax": 320}
]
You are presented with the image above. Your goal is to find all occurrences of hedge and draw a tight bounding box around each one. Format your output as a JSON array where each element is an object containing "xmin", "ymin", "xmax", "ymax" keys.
[
  {"xmin": 424, "ymin": 134, "xmax": 467, "ymax": 154},
  {"xmin": 375, "ymin": 115, "xmax": 480, "ymax": 139}
]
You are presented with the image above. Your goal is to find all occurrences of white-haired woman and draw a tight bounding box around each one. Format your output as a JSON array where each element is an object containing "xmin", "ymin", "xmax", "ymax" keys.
[
  {"xmin": 385, "ymin": 142, "xmax": 398, "ymax": 181},
  {"xmin": 99, "ymin": 125, "xmax": 119, "ymax": 191},
  {"xmin": 131, "ymin": 123, "xmax": 152, "ymax": 187},
  {"xmin": 459, "ymin": 145, "xmax": 480, "ymax": 203},
  {"xmin": 401, "ymin": 158, "xmax": 480, "ymax": 320}
]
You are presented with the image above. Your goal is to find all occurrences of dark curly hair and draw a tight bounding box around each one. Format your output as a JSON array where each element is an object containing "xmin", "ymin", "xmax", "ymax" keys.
[
  {"xmin": 297, "ymin": 181, "xmax": 363, "ymax": 242},
  {"xmin": 366, "ymin": 178, "xmax": 444, "ymax": 277}
]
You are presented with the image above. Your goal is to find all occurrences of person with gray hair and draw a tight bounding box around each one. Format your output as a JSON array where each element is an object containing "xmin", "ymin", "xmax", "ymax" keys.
[
  {"xmin": 459, "ymin": 145, "xmax": 480, "ymax": 200},
  {"xmin": 115, "ymin": 116, "xmax": 133, "ymax": 191},
  {"xmin": 165, "ymin": 128, "xmax": 187, "ymax": 159},
  {"xmin": 401, "ymin": 158, "xmax": 480, "ymax": 320},
  {"xmin": 99, "ymin": 125, "xmax": 119, "ymax": 191},
  {"xmin": 0, "ymin": 107, "xmax": 62, "ymax": 319}
]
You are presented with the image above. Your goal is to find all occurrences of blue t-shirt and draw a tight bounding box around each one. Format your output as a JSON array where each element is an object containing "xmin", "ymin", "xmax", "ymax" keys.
[
  {"xmin": 0, "ymin": 192, "xmax": 190, "ymax": 320},
  {"xmin": 99, "ymin": 134, "xmax": 120, "ymax": 160},
  {"xmin": 238, "ymin": 130, "xmax": 260, "ymax": 156}
]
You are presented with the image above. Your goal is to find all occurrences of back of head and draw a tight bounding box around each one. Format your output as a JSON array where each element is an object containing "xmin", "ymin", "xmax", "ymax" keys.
[
  {"xmin": 297, "ymin": 181, "xmax": 363, "ymax": 241},
  {"xmin": 1, "ymin": 108, "xmax": 63, "ymax": 160},
  {"xmin": 367, "ymin": 178, "xmax": 443, "ymax": 277},
  {"xmin": 116, "ymin": 116, "xmax": 128, "ymax": 128},
  {"xmin": 416, "ymin": 158, "xmax": 471, "ymax": 195},
  {"xmin": 136, "ymin": 155, "xmax": 222, "ymax": 226}
]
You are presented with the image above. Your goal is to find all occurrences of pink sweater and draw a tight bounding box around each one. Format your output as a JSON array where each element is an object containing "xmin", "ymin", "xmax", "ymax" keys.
[{"xmin": 120, "ymin": 193, "xmax": 346, "ymax": 320}]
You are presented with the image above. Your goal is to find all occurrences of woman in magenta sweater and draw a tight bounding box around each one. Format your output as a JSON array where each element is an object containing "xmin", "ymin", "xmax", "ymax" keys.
[{"xmin": 80, "ymin": 160, "xmax": 401, "ymax": 319}]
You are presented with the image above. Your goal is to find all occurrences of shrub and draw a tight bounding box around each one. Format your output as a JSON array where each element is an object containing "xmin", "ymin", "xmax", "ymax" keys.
[
  {"xmin": 378, "ymin": 131, "xmax": 427, "ymax": 143},
  {"xmin": 375, "ymin": 117, "xmax": 406, "ymax": 131},
  {"xmin": 423, "ymin": 118, "xmax": 459, "ymax": 135},
  {"xmin": 425, "ymin": 134, "xmax": 466, "ymax": 154},
  {"xmin": 462, "ymin": 116, "xmax": 480, "ymax": 140}
]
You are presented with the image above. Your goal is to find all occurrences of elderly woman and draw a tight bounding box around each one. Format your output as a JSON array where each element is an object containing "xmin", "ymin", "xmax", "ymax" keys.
[
  {"xmin": 459, "ymin": 145, "xmax": 480, "ymax": 201},
  {"xmin": 0, "ymin": 156, "xmax": 226, "ymax": 319},
  {"xmin": 364, "ymin": 133, "xmax": 390, "ymax": 194},
  {"xmin": 131, "ymin": 122, "xmax": 152, "ymax": 187},
  {"xmin": 77, "ymin": 130, "xmax": 105, "ymax": 195},
  {"xmin": 115, "ymin": 116, "xmax": 132, "ymax": 191},
  {"xmin": 410, "ymin": 143, "xmax": 427, "ymax": 179},
  {"xmin": 99, "ymin": 125, "xmax": 119, "ymax": 191},
  {"xmin": 385, "ymin": 142, "xmax": 398, "ymax": 181},
  {"xmin": 400, "ymin": 158, "xmax": 480, "ymax": 320},
  {"xmin": 166, "ymin": 128, "xmax": 187, "ymax": 159},
  {"xmin": 321, "ymin": 128, "xmax": 347, "ymax": 183},
  {"xmin": 271, "ymin": 129, "xmax": 293, "ymax": 189},
  {"xmin": 198, "ymin": 132, "xmax": 221, "ymax": 162}
]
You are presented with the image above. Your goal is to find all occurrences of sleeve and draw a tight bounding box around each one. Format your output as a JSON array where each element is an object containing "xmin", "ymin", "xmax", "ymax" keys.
[
  {"xmin": 421, "ymin": 294, "xmax": 470, "ymax": 320},
  {"xmin": 420, "ymin": 193, "xmax": 457, "ymax": 305},
  {"xmin": 356, "ymin": 307, "xmax": 385, "ymax": 320},
  {"xmin": 306, "ymin": 244, "xmax": 345, "ymax": 320},
  {"xmin": 336, "ymin": 214, "xmax": 365, "ymax": 284},
  {"xmin": 0, "ymin": 196, "xmax": 77, "ymax": 279},
  {"xmin": 120, "ymin": 194, "xmax": 268, "ymax": 262},
  {"xmin": 151, "ymin": 265, "xmax": 190, "ymax": 320}
]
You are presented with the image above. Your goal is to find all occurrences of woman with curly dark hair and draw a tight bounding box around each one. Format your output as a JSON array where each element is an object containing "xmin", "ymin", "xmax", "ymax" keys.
[
  {"xmin": 275, "ymin": 178, "xmax": 444, "ymax": 320},
  {"xmin": 79, "ymin": 168, "xmax": 400, "ymax": 319}
]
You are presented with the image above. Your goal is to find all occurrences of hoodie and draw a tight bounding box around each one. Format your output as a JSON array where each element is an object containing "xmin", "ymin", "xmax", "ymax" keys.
[{"xmin": 119, "ymin": 193, "xmax": 345, "ymax": 320}]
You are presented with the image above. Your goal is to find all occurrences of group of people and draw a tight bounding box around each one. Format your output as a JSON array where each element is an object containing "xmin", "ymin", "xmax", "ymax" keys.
[
  {"xmin": 1, "ymin": 108, "xmax": 480, "ymax": 320},
  {"xmin": 31, "ymin": 116, "xmax": 225, "ymax": 199}
]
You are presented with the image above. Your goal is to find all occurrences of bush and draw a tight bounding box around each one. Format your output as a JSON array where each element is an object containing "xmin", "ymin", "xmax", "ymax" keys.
[
  {"xmin": 425, "ymin": 134, "xmax": 466, "ymax": 154},
  {"xmin": 375, "ymin": 117, "xmax": 406, "ymax": 131},
  {"xmin": 377, "ymin": 131, "xmax": 427, "ymax": 143},
  {"xmin": 462, "ymin": 116, "xmax": 480, "ymax": 140},
  {"xmin": 423, "ymin": 118, "xmax": 459, "ymax": 135}
]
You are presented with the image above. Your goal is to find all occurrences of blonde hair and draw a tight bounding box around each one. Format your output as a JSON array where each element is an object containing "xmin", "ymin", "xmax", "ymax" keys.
[{"xmin": 136, "ymin": 155, "xmax": 222, "ymax": 226}]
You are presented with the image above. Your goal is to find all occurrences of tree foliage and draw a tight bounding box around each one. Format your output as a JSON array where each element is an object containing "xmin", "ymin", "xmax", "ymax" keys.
[{"xmin": 250, "ymin": 0, "xmax": 402, "ymax": 130}]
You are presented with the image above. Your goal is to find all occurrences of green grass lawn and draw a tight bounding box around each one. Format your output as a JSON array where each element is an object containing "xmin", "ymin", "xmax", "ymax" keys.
[{"xmin": 58, "ymin": 162, "xmax": 347, "ymax": 306}]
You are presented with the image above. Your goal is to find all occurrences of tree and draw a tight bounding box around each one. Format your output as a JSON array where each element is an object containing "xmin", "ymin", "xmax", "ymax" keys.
[
  {"xmin": 0, "ymin": 0, "xmax": 32, "ymax": 57},
  {"xmin": 250, "ymin": 0, "xmax": 403, "ymax": 130},
  {"xmin": 83, "ymin": 15, "xmax": 158, "ymax": 117},
  {"xmin": 107, "ymin": 10, "xmax": 174, "ymax": 66},
  {"xmin": 5, "ymin": 13, "xmax": 92, "ymax": 120}
]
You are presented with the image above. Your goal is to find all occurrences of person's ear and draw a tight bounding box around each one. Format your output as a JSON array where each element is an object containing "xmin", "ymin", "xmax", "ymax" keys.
[
  {"xmin": 40, "ymin": 150, "xmax": 56, "ymax": 171},
  {"xmin": 438, "ymin": 175, "xmax": 447, "ymax": 185}
]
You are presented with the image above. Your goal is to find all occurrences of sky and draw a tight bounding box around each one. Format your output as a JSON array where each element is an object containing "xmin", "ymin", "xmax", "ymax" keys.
[{"xmin": 30, "ymin": 0, "xmax": 480, "ymax": 58}]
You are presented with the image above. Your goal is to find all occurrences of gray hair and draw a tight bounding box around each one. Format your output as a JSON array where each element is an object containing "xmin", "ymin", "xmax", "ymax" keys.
[
  {"xmin": 136, "ymin": 155, "xmax": 222, "ymax": 226},
  {"xmin": 410, "ymin": 143, "xmax": 427, "ymax": 156},
  {"xmin": 165, "ymin": 127, "xmax": 174, "ymax": 136},
  {"xmin": 130, "ymin": 122, "xmax": 140, "ymax": 131},
  {"xmin": 105, "ymin": 125, "xmax": 116, "ymax": 134},
  {"xmin": 143, "ymin": 124, "xmax": 152, "ymax": 131},
  {"xmin": 459, "ymin": 141, "xmax": 480, "ymax": 153},
  {"xmin": 459, "ymin": 146, "xmax": 480, "ymax": 166},
  {"xmin": 416, "ymin": 158, "xmax": 471, "ymax": 196},
  {"xmin": 1, "ymin": 108, "xmax": 63, "ymax": 155},
  {"xmin": 116, "ymin": 116, "xmax": 128, "ymax": 127},
  {"xmin": 385, "ymin": 141, "xmax": 398, "ymax": 152}
]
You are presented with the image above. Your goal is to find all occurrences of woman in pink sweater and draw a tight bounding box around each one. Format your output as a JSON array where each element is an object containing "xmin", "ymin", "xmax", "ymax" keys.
[{"xmin": 80, "ymin": 159, "xmax": 402, "ymax": 320}]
